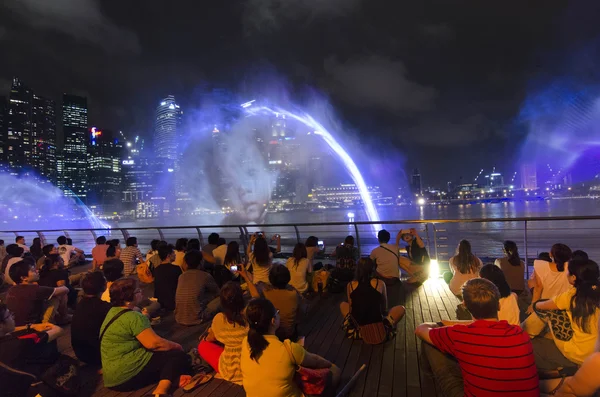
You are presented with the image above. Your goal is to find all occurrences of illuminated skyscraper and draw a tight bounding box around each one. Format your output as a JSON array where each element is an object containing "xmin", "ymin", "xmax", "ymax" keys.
[
  {"xmin": 411, "ymin": 168, "xmax": 422, "ymax": 195},
  {"xmin": 0, "ymin": 96, "xmax": 7, "ymax": 164},
  {"xmin": 521, "ymin": 163, "xmax": 538, "ymax": 190},
  {"xmin": 61, "ymin": 94, "xmax": 88, "ymax": 198},
  {"xmin": 153, "ymin": 95, "xmax": 182, "ymax": 161},
  {"xmin": 87, "ymin": 127, "xmax": 123, "ymax": 208},
  {"xmin": 32, "ymin": 94, "xmax": 57, "ymax": 183},
  {"xmin": 6, "ymin": 78, "xmax": 33, "ymax": 172}
]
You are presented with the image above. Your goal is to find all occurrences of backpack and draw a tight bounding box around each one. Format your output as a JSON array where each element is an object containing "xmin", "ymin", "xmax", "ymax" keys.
[
  {"xmin": 336, "ymin": 246, "xmax": 356, "ymax": 270},
  {"xmin": 40, "ymin": 354, "xmax": 81, "ymax": 396},
  {"xmin": 137, "ymin": 261, "xmax": 154, "ymax": 284}
]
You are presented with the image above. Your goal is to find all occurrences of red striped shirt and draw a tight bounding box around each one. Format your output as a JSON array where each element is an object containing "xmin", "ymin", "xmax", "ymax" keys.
[{"xmin": 429, "ymin": 320, "xmax": 539, "ymax": 396}]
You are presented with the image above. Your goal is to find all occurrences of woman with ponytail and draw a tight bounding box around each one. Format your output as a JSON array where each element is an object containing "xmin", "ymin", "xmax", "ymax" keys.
[
  {"xmin": 527, "ymin": 243, "xmax": 572, "ymax": 315},
  {"xmin": 240, "ymin": 298, "xmax": 341, "ymax": 397},
  {"xmin": 495, "ymin": 240, "xmax": 525, "ymax": 294},
  {"xmin": 532, "ymin": 259, "xmax": 600, "ymax": 370},
  {"xmin": 198, "ymin": 282, "xmax": 248, "ymax": 384}
]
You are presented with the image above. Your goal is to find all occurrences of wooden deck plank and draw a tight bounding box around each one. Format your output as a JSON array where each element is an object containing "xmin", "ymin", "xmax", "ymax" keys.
[
  {"xmin": 392, "ymin": 285, "xmax": 407, "ymax": 397},
  {"xmin": 403, "ymin": 286, "xmax": 420, "ymax": 397},
  {"xmin": 413, "ymin": 283, "xmax": 437, "ymax": 397},
  {"xmin": 361, "ymin": 344, "xmax": 384, "ymax": 397},
  {"xmin": 348, "ymin": 342, "xmax": 373, "ymax": 397}
]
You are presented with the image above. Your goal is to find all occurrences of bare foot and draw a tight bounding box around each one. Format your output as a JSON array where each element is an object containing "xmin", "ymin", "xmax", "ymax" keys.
[{"xmin": 179, "ymin": 375, "xmax": 192, "ymax": 388}]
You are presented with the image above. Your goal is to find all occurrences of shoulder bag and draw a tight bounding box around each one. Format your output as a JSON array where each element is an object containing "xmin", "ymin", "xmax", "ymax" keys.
[{"xmin": 283, "ymin": 340, "xmax": 330, "ymax": 395}]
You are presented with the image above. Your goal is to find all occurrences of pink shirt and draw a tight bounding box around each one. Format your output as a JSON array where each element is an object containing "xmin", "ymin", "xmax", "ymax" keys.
[{"xmin": 92, "ymin": 244, "xmax": 108, "ymax": 266}]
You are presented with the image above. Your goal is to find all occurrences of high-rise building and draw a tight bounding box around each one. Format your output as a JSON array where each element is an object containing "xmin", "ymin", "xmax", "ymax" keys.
[
  {"xmin": 411, "ymin": 168, "xmax": 422, "ymax": 195},
  {"xmin": 0, "ymin": 96, "xmax": 7, "ymax": 164},
  {"xmin": 6, "ymin": 78, "xmax": 33, "ymax": 172},
  {"xmin": 87, "ymin": 127, "xmax": 123, "ymax": 208},
  {"xmin": 122, "ymin": 135, "xmax": 155, "ymax": 207},
  {"xmin": 61, "ymin": 94, "xmax": 88, "ymax": 198},
  {"xmin": 32, "ymin": 95, "xmax": 57, "ymax": 183},
  {"xmin": 521, "ymin": 164, "xmax": 538, "ymax": 190},
  {"xmin": 153, "ymin": 95, "xmax": 182, "ymax": 161}
]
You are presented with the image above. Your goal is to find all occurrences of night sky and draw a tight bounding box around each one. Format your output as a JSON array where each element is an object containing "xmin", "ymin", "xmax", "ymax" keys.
[{"xmin": 1, "ymin": 0, "xmax": 599, "ymax": 186}]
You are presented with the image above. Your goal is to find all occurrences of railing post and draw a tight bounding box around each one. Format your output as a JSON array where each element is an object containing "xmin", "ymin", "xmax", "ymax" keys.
[
  {"xmin": 239, "ymin": 226, "xmax": 248, "ymax": 259},
  {"xmin": 196, "ymin": 227, "xmax": 205, "ymax": 246},
  {"xmin": 120, "ymin": 229, "xmax": 130, "ymax": 241},
  {"xmin": 425, "ymin": 224, "xmax": 432, "ymax": 256},
  {"xmin": 524, "ymin": 220, "xmax": 529, "ymax": 278},
  {"xmin": 293, "ymin": 225, "xmax": 301, "ymax": 244},
  {"xmin": 156, "ymin": 228, "xmax": 165, "ymax": 241},
  {"xmin": 432, "ymin": 224, "xmax": 438, "ymax": 261},
  {"xmin": 354, "ymin": 222, "xmax": 361, "ymax": 257}
]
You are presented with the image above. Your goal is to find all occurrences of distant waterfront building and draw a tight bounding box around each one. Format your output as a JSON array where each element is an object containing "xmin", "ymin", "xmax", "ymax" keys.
[
  {"xmin": 32, "ymin": 94, "xmax": 57, "ymax": 184},
  {"xmin": 87, "ymin": 127, "xmax": 123, "ymax": 208},
  {"xmin": 411, "ymin": 168, "xmax": 422, "ymax": 195},
  {"xmin": 311, "ymin": 184, "xmax": 382, "ymax": 206},
  {"xmin": 485, "ymin": 172, "xmax": 504, "ymax": 187},
  {"xmin": 153, "ymin": 95, "xmax": 182, "ymax": 161},
  {"xmin": 61, "ymin": 94, "xmax": 88, "ymax": 199},
  {"xmin": 0, "ymin": 96, "xmax": 7, "ymax": 163},
  {"xmin": 521, "ymin": 164, "xmax": 537, "ymax": 190},
  {"xmin": 6, "ymin": 78, "xmax": 33, "ymax": 173}
]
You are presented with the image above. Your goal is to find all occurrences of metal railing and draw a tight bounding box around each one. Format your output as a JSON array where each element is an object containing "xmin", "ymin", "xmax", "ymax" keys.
[{"xmin": 2, "ymin": 215, "xmax": 600, "ymax": 277}]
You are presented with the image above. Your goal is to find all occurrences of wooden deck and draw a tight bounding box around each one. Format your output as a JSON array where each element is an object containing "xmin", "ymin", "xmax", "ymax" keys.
[{"xmin": 49, "ymin": 279, "xmax": 462, "ymax": 397}]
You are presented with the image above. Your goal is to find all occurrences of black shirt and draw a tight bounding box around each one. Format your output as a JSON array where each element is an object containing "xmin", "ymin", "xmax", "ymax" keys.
[
  {"xmin": 407, "ymin": 240, "xmax": 430, "ymax": 265},
  {"xmin": 71, "ymin": 296, "xmax": 112, "ymax": 365},
  {"xmin": 154, "ymin": 263, "xmax": 182, "ymax": 311},
  {"xmin": 38, "ymin": 268, "xmax": 70, "ymax": 288}
]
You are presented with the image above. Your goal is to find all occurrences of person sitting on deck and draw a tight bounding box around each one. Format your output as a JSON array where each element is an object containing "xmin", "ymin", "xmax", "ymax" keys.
[
  {"xmin": 2, "ymin": 244, "xmax": 25, "ymax": 285},
  {"xmin": 416, "ymin": 278, "xmax": 539, "ymax": 397},
  {"xmin": 56, "ymin": 235, "xmax": 84, "ymax": 268},
  {"xmin": 154, "ymin": 244, "xmax": 182, "ymax": 312},
  {"xmin": 36, "ymin": 244, "xmax": 57, "ymax": 270},
  {"xmin": 286, "ymin": 243, "xmax": 311, "ymax": 294},
  {"xmin": 198, "ymin": 281, "xmax": 249, "ymax": 385},
  {"xmin": 0, "ymin": 303, "xmax": 63, "ymax": 385},
  {"xmin": 91, "ymin": 236, "xmax": 108, "ymax": 271},
  {"xmin": 173, "ymin": 238, "xmax": 188, "ymax": 271},
  {"xmin": 211, "ymin": 237, "xmax": 228, "ymax": 267},
  {"xmin": 479, "ymin": 264, "xmax": 520, "ymax": 325},
  {"xmin": 120, "ymin": 237, "xmax": 145, "ymax": 276},
  {"xmin": 202, "ymin": 232, "xmax": 220, "ymax": 271},
  {"xmin": 214, "ymin": 241, "xmax": 242, "ymax": 288},
  {"xmin": 71, "ymin": 271, "xmax": 112, "ymax": 366},
  {"xmin": 305, "ymin": 236, "xmax": 330, "ymax": 293},
  {"xmin": 175, "ymin": 250, "xmax": 220, "ymax": 325},
  {"xmin": 494, "ymin": 240, "xmax": 525, "ymax": 295},
  {"xmin": 240, "ymin": 298, "xmax": 341, "ymax": 397},
  {"xmin": 29, "ymin": 237, "xmax": 43, "ymax": 260},
  {"xmin": 241, "ymin": 264, "xmax": 302, "ymax": 341},
  {"xmin": 528, "ymin": 259, "xmax": 600, "ymax": 372},
  {"xmin": 187, "ymin": 238, "xmax": 201, "ymax": 252},
  {"xmin": 247, "ymin": 234, "xmax": 273, "ymax": 285},
  {"xmin": 369, "ymin": 229, "xmax": 413, "ymax": 285},
  {"xmin": 340, "ymin": 258, "xmax": 405, "ymax": 344},
  {"xmin": 400, "ymin": 228, "xmax": 430, "ymax": 282},
  {"xmin": 5, "ymin": 260, "xmax": 70, "ymax": 326},
  {"xmin": 146, "ymin": 239, "xmax": 161, "ymax": 261},
  {"xmin": 100, "ymin": 278, "xmax": 192, "ymax": 394},
  {"xmin": 38, "ymin": 254, "xmax": 78, "ymax": 307},
  {"xmin": 444, "ymin": 239, "xmax": 483, "ymax": 297},
  {"xmin": 15, "ymin": 236, "xmax": 30, "ymax": 254}
]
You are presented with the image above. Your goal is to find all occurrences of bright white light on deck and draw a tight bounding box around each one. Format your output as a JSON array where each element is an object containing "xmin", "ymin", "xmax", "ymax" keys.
[
  {"xmin": 417, "ymin": 198, "xmax": 426, "ymax": 206},
  {"xmin": 429, "ymin": 259, "xmax": 439, "ymax": 279},
  {"xmin": 347, "ymin": 212, "xmax": 355, "ymax": 219}
]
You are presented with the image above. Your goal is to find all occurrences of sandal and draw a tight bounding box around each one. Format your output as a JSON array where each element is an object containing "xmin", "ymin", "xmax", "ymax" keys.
[{"xmin": 183, "ymin": 372, "xmax": 214, "ymax": 393}]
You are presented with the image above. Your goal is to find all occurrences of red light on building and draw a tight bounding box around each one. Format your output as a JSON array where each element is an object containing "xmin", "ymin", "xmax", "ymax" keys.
[{"xmin": 91, "ymin": 127, "xmax": 102, "ymax": 138}]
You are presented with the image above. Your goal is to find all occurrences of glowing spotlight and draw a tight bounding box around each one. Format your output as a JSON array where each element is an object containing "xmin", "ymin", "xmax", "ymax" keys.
[
  {"xmin": 347, "ymin": 212, "xmax": 355, "ymax": 220},
  {"xmin": 429, "ymin": 259, "xmax": 439, "ymax": 279},
  {"xmin": 417, "ymin": 197, "xmax": 426, "ymax": 206}
]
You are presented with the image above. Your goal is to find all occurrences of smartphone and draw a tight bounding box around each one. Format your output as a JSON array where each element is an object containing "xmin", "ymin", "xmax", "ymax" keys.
[
  {"xmin": 341, "ymin": 243, "xmax": 344, "ymax": 246},
  {"xmin": 318, "ymin": 240, "xmax": 324, "ymax": 249},
  {"xmin": 230, "ymin": 265, "xmax": 238, "ymax": 272}
]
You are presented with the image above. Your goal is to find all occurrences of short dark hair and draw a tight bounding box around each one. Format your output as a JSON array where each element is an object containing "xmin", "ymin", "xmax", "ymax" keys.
[
  {"xmin": 106, "ymin": 245, "xmax": 117, "ymax": 258},
  {"xmin": 538, "ymin": 252, "xmax": 551, "ymax": 262},
  {"xmin": 82, "ymin": 271, "xmax": 107, "ymax": 295},
  {"xmin": 551, "ymin": 243, "xmax": 572, "ymax": 272},
  {"xmin": 150, "ymin": 239, "xmax": 161, "ymax": 251},
  {"xmin": 269, "ymin": 264, "xmax": 291, "ymax": 289},
  {"xmin": 208, "ymin": 233, "xmax": 220, "ymax": 245},
  {"xmin": 6, "ymin": 244, "xmax": 24, "ymax": 257},
  {"xmin": 572, "ymin": 250, "xmax": 589, "ymax": 261},
  {"xmin": 9, "ymin": 260, "xmax": 32, "ymax": 285},
  {"xmin": 344, "ymin": 235, "xmax": 355, "ymax": 246},
  {"xmin": 42, "ymin": 244, "xmax": 55, "ymax": 256},
  {"xmin": 378, "ymin": 229, "xmax": 391, "ymax": 243},
  {"xmin": 109, "ymin": 278, "xmax": 138, "ymax": 306},
  {"xmin": 107, "ymin": 239, "xmax": 120, "ymax": 247},
  {"xmin": 57, "ymin": 236, "xmax": 67, "ymax": 245},
  {"xmin": 0, "ymin": 240, "xmax": 4, "ymax": 246},
  {"xmin": 187, "ymin": 238, "xmax": 201, "ymax": 251},
  {"xmin": 15, "ymin": 236, "xmax": 24, "ymax": 243},
  {"xmin": 66, "ymin": 238, "xmax": 73, "ymax": 245},
  {"xmin": 217, "ymin": 238, "xmax": 226, "ymax": 246},
  {"xmin": 184, "ymin": 250, "xmax": 203, "ymax": 270},
  {"xmin": 126, "ymin": 237, "xmax": 137, "ymax": 247},
  {"xmin": 305, "ymin": 236, "xmax": 318, "ymax": 247},
  {"xmin": 96, "ymin": 236, "xmax": 107, "ymax": 244},
  {"xmin": 175, "ymin": 238, "xmax": 188, "ymax": 251},
  {"xmin": 461, "ymin": 278, "xmax": 500, "ymax": 320},
  {"xmin": 103, "ymin": 259, "xmax": 124, "ymax": 282},
  {"xmin": 158, "ymin": 244, "xmax": 174, "ymax": 261}
]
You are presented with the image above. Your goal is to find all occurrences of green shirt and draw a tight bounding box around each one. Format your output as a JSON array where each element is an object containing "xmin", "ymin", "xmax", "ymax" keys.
[{"xmin": 100, "ymin": 307, "xmax": 153, "ymax": 387}]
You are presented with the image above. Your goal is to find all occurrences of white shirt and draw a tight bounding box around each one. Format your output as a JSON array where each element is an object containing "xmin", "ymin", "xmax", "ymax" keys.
[
  {"xmin": 370, "ymin": 243, "xmax": 401, "ymax": 279},
  {"xmin": 4, "ymin": 256, "xmax": 23, "ymax": 285},
  {"xmin": 57, "ymin": 245, "xmax": 75, "ymax": 265},
  {"xmin": 250, "ymin": 252, "xmax": 272, "ymax": 284},
  {"xmin": 448, "ymin": 256, "xmax": 483, "ymax": 296},
  {"xmin": 286, "ymin": 258, "xmax": 310, "ymax": 293},
  {"xmin": 213, "ymin": 244, "xmax": 227, "ymax": 267},
  {"xmin": 534, "ymin": 259, "xmax": 571, "ymax": 299},
  {"xmin": 499, "ymin": 293, "xmax": 520, "ymax": 325},
  {"xmin": 17, "ymin": 243, "xmax": 30, "ymax": 253}
]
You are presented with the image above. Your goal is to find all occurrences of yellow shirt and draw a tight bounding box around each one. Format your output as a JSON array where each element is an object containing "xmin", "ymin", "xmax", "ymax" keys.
[
  {"xmin": 553, "ymin": 288, "xmax": 599, "ymax": 364},
  {"xmin": 241, "ymin": 335, "xmax": 306, "ymax": 397}
]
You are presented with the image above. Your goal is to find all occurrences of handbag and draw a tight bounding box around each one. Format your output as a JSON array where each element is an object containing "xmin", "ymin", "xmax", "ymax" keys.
[
  {"xmin": 283, "ymin": 340, "xmax": 329, "ymax": 395},
  {"xmin": 40, "ymin": 354, "xmax": 81, "ymax": 396}
]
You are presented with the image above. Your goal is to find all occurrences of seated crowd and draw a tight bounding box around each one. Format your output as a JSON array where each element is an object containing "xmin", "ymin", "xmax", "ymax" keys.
[{"xmin": 1, "ymin": 229, "xmax": 600, "ymax": 397}]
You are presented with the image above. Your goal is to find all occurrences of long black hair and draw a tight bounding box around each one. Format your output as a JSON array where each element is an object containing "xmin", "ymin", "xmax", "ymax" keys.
[
  {"xmin": 503, "ymin": 241, "xmax": 521, "ymax": 267},
  {"xmin": 355, "ymin": 257, "xmax": 375, "ymax": 284},
  {"xmin": 246, "ymin": 298, "xmax": 277, "ymax": 362},
  {"xmin": 220, "ymin": 282, "xmax": 246, "ymax": 327},
  {"xmin": 455, "ymin": 240, "xmax": 479, "ymax": 274},
  {"xmin": 479, "ymin": 264, "xmax": 511, "ymax": 298},
  {"xmin": 253, "ymin": 238, "xmax": 270, "ymax": 267},
  {"xmin": 551, "ymin": 243, "xmax": 572, "ymax": 272},
  {"xmin": 292, "ymin": 243, "xmax": 307, "ymax": 269},
  {"xmin": 40, "ymin": 253, "xmax": 62, "ymax": 276},
  {"xmin": 224, "ymin": 241, "xmax": 241, "ymax": 266},
  {"xmin": 568, "ymin": 259, "xmax": 600, "ymax": 334}
]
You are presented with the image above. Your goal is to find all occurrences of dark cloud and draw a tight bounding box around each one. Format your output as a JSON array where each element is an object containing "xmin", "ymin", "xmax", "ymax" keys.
[
  {"xmin": 324, "ymin": 55, "xmax": 437, "ymax": 113},
  {"xmin": 3, "ymin": 0, "xmax": 140, "ymax": 54}
]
